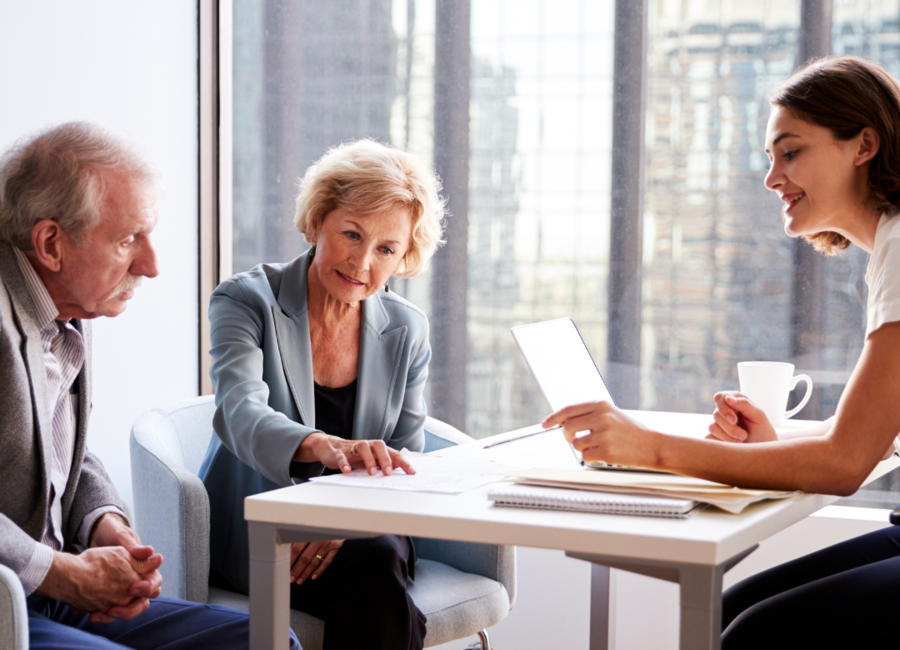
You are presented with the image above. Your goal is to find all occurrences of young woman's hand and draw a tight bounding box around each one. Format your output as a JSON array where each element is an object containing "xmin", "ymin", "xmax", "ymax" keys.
[
  {"xmin": 542, "ymin": 401, "xmax": 659, "ymax": 468},
  {"xmin": 707, "ymin": 392, "xmax": 778, "ymax": 444}
]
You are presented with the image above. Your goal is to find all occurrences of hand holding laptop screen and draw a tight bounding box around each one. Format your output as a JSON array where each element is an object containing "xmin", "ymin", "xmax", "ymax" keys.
[{"xmin": 512, "ymin": 318, "xmax": 627, "ymax": 468}]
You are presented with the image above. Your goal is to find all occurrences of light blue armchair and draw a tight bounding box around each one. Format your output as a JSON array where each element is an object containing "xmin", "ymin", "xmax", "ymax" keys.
[
  {"xmin": 0, "ymin": 564, "xmax": 28, "ymax": 650},
  {"xmin": 130, "ymin": 396, "xmax": 515, "ymax": 650}
]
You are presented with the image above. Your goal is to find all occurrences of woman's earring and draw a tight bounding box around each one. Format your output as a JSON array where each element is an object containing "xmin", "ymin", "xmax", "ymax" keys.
[{"xmin": 384, "ymin": 280, "xmax": 390, "ymax": 292}]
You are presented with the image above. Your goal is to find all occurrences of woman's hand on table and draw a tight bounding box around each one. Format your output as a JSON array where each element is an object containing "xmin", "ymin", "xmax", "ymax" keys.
[
  {"xmin": 295, "ymin": 433, "xmax": 417, "ymax": 476},
  {"xmin": 707, "ymin": 392, "xmax": 778, "ymax": 444},
  {"xmin": 290, "ymin": 540, "xmax": 344, "ymax": 584},
  {"xmin": 542, "ymin": 401, "xmax": 659, "ymax": 467}
]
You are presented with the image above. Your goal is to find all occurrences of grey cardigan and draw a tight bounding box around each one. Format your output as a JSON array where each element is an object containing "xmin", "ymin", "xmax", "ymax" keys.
[
  {"xmin": 0, "ymin": 243, "xmax": 127, "ymax": 580},
  {"xmin": 199, "ymin": 249, "xmax": 430, "ymax": 593}
]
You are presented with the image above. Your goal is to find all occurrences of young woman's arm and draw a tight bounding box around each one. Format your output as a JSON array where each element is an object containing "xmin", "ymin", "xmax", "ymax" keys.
[{"xmin": 543, "ymin": 322, "xmax": 900, "ymax": 496}]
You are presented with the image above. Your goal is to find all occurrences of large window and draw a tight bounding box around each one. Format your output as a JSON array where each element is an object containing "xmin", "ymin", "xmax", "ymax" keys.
[
  {"xmin": 232, "ymin": 0, "xmax": 616, "ymax": 436},
  {"xmin": 229, "ymin": 0, "xmax": 900, "ymax": 507}
]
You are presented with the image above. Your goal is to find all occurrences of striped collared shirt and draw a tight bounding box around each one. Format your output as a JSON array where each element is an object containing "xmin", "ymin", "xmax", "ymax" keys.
[{"xmin": 12, "ymin": 247, "xmax": 123, "ymax": 594}]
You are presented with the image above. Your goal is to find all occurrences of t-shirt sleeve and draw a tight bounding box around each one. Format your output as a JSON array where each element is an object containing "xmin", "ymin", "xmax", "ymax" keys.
[{"xmin": 867, "ymin": 232, "xmax": 900, "ymax": 338}]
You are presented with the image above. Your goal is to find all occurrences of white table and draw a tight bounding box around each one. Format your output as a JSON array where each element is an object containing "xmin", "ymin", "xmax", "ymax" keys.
[{"xmin": 244, "ymin": 411, "xmax": 900, "ymax": 650}]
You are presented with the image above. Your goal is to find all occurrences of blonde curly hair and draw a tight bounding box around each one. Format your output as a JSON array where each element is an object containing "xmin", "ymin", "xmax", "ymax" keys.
[{"xmin": 294, "ymin": 139, "xmax": 446, "ymax": 277}]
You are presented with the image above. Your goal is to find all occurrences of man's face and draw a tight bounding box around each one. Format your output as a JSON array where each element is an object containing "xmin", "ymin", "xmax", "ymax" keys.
[{"xmin": 56, "ymin": 172, "xmax": 160, "ymax": 319}]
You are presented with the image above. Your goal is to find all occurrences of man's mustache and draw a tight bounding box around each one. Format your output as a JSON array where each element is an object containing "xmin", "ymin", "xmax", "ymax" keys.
[{"xmin": 117, "ymin": 276, "xmax": 143, "ymax": 293}]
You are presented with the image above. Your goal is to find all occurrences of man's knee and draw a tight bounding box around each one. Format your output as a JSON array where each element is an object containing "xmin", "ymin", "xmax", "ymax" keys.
[{"xmin": 147, "ymin": 598, "xmax": 302, "ymax": 650}]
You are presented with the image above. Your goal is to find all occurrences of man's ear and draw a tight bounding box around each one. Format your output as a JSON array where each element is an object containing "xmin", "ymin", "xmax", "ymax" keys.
[
  {"xmin": 855, "ymin": 126, "xmax": 881, "ymax": 166},
  {"xmin": 29, "ymin": 219, "xmax": 66, "ymax": 272}
]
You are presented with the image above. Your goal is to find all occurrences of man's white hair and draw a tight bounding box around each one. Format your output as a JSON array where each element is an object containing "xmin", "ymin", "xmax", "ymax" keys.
[{"xmin": 0, "ymin": 121, "xmax": 155, "ymax": 249}]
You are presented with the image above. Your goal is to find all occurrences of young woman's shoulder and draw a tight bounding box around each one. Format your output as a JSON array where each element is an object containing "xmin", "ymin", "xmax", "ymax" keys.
[{"xmin": 866, "ymin": 214, "xmax": 900, "ymax": 337}]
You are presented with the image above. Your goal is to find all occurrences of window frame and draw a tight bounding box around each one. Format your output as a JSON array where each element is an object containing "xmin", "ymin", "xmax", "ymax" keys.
[{"xmin": 199, "ymin": 0, "xmax": 233, "ymax": 396}]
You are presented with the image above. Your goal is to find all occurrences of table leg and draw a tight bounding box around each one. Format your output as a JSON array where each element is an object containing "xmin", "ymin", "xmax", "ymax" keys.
[
  {"xmin": 678, "ymin": 564, "xmax": 723, "ymax": 650},
  {"xmin": 589, "ymin": 564, "xmax": 614, "ymax": 650},
  {"xmin": 571, "ymin": 544, "xmax": 755, "ymax": 650},
  {"xmin": 248, "ymin": 521, "xmax": 291, "ymax": 650}
]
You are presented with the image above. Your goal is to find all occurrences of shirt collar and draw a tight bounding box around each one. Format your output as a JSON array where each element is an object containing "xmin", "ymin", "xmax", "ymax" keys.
[{"xmin": 12, "ymin": 247, "xmax": 60, "ymax": 331}]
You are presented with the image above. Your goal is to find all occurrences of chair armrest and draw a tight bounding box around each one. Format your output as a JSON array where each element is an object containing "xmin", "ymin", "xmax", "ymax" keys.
[
  {"xmin": 0, "ymin": 564, "xmax": 28, "ymax": 650},
  {"xmin": 130, "ymin": 422, "xmax": 210, "ymax": 604},
  {"xmin": 417, "ymin": 417, "xmax": 516, "ymax": 608},
  {"xmin": 891, "ymin": 506, "xmax": 900, "ymax": 525},
  {"xmin": 423, "ymin": 416, "xmax": 473, "ymax": 452}
]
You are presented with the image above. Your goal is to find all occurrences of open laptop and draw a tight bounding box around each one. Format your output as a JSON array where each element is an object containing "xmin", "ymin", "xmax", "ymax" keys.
[{"xmin": 511, "ymin": 317, "xmax": 662, "ymax": 472}]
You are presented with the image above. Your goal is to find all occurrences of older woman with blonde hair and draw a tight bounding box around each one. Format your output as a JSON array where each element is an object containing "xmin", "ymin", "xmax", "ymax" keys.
[{"xmin": 200, "ymin": 139, "xmax": 445, "ymax": 650}]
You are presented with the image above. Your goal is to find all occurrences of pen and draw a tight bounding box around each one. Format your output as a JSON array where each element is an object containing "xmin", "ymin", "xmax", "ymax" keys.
[
  {"xmin": 569, "ymin": 439, "xmax": 585, "ymax": 466},
  {"xmin": 482, "ymin": 425, "xmax": 562, "ymax": 449}
]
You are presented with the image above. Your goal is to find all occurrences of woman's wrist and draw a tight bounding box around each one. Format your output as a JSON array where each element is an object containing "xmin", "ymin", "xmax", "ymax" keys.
[
  {"xmin": 294, "ymin": 432, "xmax": 328, "ymax": 463},
  {"xmin": 640, "ymin": 428, "xmax": 674, "ymax": 472}
]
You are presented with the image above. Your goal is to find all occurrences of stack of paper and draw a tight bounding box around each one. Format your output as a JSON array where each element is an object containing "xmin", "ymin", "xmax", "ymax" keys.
[{"xmin": 505, "ymin": 468, "xmax": 797, "ymax": 514}]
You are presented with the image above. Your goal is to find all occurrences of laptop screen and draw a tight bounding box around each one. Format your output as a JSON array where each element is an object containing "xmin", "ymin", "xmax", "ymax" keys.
[{"xmin": 511, "ymin": 318, "xmax": 616, "ymax": 413}]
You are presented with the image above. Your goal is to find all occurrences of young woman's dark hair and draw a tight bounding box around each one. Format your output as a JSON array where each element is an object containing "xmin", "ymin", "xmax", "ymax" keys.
[{"xmin": 772, "ymin": 55, "xmax": 900, "ymax": 253}]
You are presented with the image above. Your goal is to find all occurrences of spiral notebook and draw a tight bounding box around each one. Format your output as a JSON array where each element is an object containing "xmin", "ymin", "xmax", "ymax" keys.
[{"xmin": 489, "ymin": 485, "xmax": 701, "ymax": 518}]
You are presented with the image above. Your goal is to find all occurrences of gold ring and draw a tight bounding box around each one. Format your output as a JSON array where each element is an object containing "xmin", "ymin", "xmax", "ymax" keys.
[
  {"xmin": 315, "ymin": 554, "xmax": 324, "ymax": 561},
  {"xmin": 349, "ymin": 443, "xmax": 358, "ymax": 456}
]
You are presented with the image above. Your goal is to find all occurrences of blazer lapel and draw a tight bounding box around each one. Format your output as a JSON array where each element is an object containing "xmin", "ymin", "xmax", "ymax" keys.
[
  {"xmin": 0, "ymin": 245, "xmax": 53, "ymax": 478},
  {"xmin": 273, "ymin": 253, "xmax": 316, "ymax": 427},
  {"xmin": 71, "ymin": 320, "xmax": 92, "ymax": 468},
  {"xmin": 353, "ymin": 291, "xmax": 406, "ymax": 440}
]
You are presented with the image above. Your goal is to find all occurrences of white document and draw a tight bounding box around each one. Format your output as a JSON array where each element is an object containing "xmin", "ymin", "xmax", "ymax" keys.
[{"xmin": 308, "ymin": 449, "xmax": 517, "ymax": 495}]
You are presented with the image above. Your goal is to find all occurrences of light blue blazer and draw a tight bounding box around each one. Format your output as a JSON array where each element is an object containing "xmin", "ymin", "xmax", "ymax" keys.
[{"xmin": 199, "ymin": 249, "xmax": 429, "ymax": 593}]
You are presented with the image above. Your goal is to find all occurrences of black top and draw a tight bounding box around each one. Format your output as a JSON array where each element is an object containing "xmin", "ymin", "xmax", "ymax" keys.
[{"xmin": 314, "ymin": 379, "xmax": 358, "ymax": 441}]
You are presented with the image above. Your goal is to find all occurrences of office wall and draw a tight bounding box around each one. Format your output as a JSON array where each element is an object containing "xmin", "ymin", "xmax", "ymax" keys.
[{"xmin": 0, "ymin": 1, "xmax": 199, "ymax": 505}]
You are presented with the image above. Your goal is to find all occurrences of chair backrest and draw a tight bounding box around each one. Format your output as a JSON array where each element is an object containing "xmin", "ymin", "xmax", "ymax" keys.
[
  {"xmin": 131, "ymin": 395, "xmax": 217, "ymax": 476},
  {"xmin": 130, "ymin": 396, "xmax": 217, "ymax": 603},
  {"xmin": 133, "ymin": 400, "xmax": 470, "ymax": 465}
]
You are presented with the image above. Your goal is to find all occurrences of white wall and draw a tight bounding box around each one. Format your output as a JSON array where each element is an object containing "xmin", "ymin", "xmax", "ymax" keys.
[{"xmin": 0, "ymin": 0, "xmax": 199, "ymax": 505}]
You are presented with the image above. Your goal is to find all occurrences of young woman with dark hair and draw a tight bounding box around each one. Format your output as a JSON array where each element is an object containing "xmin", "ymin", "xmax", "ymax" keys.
[{"xmin": 544, "ymin": 56, "xmax": 900, "ymax": 648}]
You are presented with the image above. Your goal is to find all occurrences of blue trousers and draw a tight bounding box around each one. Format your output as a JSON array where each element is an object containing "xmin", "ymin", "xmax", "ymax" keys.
[
  {"xmin": 722, "ymin": 525, "xmax": 900, "ymax": 649},
  {"xmin": 27, "ymin": 594, "xmax": 302, "ymax": 650}
]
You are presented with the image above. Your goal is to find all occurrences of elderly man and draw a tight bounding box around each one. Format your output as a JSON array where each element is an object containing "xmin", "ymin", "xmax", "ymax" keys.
[{"xmin": 0, "ymin": 122, "xmax": 301, "ymax": 650}]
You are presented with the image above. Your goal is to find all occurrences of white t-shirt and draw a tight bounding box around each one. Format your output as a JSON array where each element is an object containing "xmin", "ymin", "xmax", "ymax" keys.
[
  {"xmin": 864, "ymin": 213, "xmax": 900, "ymax": 454},
  {"xmin": 865, "ymin": 213, "xmax": 900, "ymax": 337}
]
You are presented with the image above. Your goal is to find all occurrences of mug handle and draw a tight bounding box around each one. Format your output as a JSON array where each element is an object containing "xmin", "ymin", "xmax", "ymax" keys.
[{"xmin": 784, "ymin": 374, "xmax": 813, "ymax": 419}]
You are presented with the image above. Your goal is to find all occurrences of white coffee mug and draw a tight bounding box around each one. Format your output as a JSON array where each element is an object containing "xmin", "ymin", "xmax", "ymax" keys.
[{"xmin": 737, "ymin": 362, "xmax": 813, "ymax": 428}]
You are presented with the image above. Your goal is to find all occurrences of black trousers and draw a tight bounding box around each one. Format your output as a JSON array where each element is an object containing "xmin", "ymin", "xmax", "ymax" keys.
[
  {"xmin": 289, "ymin": 534, "xmax": 426, "ymax": 650},
  {"xmin": 722, "ymin": 525, "xmax": 900, "ymax": 649}
]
